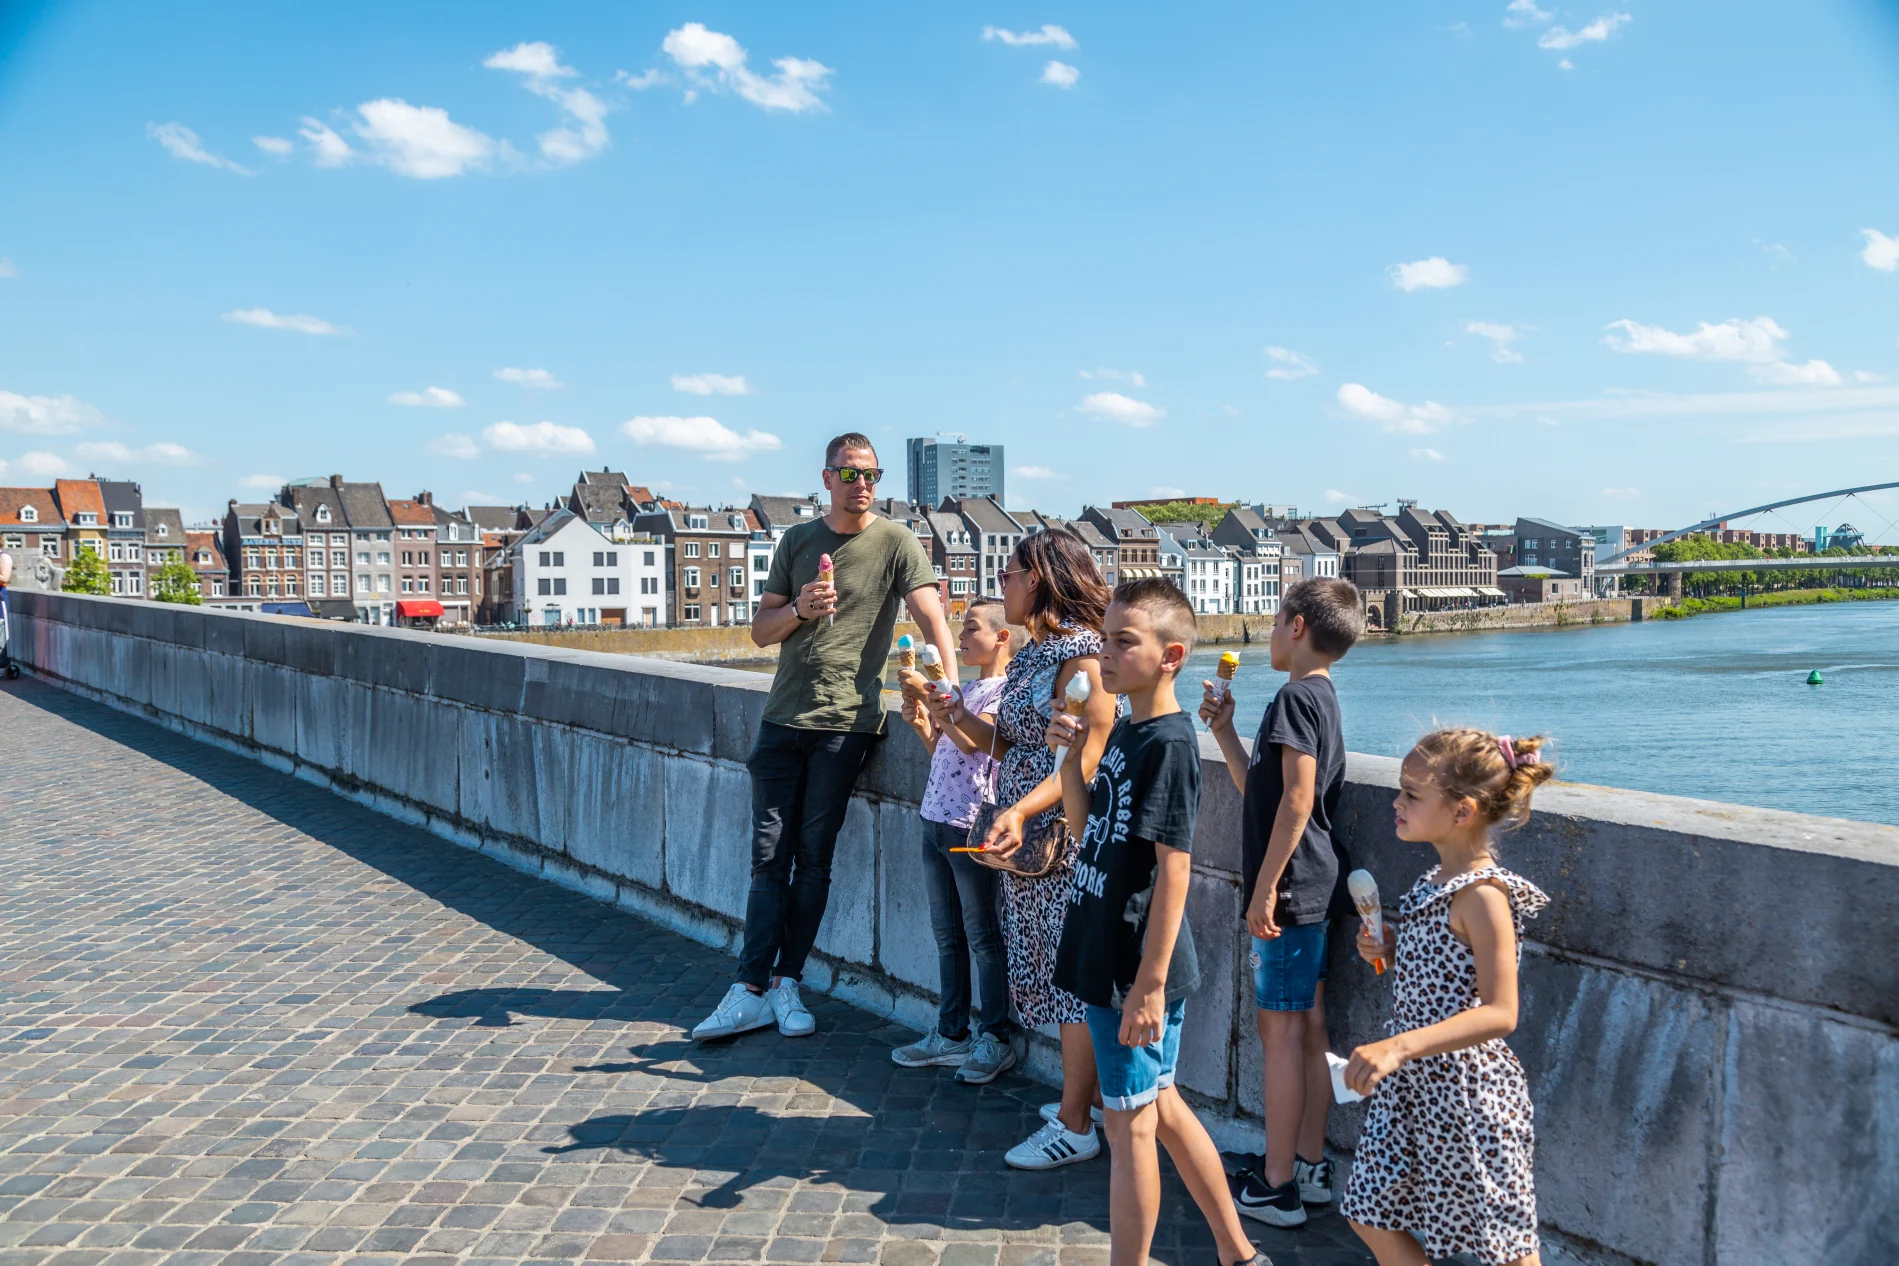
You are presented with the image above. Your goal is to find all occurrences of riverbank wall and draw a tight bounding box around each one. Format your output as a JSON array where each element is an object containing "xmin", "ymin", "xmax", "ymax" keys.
[{"xmin": 8, "ymin": 589, "xmax": 1896, "ymax": 1266}]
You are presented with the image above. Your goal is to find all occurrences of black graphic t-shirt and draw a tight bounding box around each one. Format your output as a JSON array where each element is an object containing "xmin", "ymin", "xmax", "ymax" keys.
[
  {"xmin": 1239, "ymin": 673, "xmax": 1349, "ymax": 925},
  {"xmin": 1054, "ymin": 711, "xmax": 1203, "ymax": 1009}
]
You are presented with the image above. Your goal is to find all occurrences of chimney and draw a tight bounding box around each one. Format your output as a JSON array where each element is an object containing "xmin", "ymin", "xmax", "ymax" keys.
[
  {"xmin": 227, "ymin": 499, "xmax": 238, "ymax": 512},
  {"xmin": 417, "ymin": 491, "xmax": 433, "ymax": 506},
  {"xmin": 330, "ymin": 474, "xmax": 343, "ymax": 489}
]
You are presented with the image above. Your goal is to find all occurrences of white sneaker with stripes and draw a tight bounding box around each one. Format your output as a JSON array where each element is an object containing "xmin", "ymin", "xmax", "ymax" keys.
[{"xmin": 1004, "ymin": 1117, "xmax": 1100, "ymax": 1170}]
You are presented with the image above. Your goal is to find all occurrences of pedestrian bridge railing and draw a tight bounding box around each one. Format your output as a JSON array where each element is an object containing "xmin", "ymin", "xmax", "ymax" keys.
[{"xmin": 6, "ymin": 591, "xmax": 1895, "ymax": 1266}]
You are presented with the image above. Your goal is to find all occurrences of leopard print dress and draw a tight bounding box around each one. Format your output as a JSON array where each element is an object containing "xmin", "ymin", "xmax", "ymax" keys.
[
  {"xmin": 1340, "ymin": 865, "xmax": 1548, "ymax": 1266},
  {"xmin": 989, "ymin": 626, "xmax": 1124, "ymax": 1028}
]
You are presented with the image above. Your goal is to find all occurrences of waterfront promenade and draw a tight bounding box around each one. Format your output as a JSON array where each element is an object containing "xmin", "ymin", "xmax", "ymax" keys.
[{"xmin": 0, "ymin": 679, "xmax": 1371, "ymax": 1266}]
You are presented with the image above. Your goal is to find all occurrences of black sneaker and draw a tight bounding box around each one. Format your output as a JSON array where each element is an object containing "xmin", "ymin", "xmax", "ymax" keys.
[
  {"xmin": 1215, "ymin": 1253, "xmax": 1274, "ymax": 1266},
  {"xmin": 1231, "ymin": 1167, "xmax": 1307, "ymax": 1228},
  {"xmin": 1294, "ymin": 1154, "xmax": 1333, "ymax": 1205}
]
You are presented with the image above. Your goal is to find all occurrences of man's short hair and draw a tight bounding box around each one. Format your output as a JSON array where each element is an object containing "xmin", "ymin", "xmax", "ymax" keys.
[
  {"xmin": 1111, "ymin": 576, "xmax": 1198, "ymax": 656},
  {"xmin": 825, "ymin": 432, "xmax": 877, "ymax": 466},
  {"xmin": 1282, "ymin": 577, "xmax": 1364, "ymax": 658}
]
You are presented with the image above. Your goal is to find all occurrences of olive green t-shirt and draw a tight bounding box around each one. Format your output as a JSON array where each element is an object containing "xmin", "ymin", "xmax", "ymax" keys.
[{"xmin": 763, "ymin": 516, "xmax": 939, "ymax": 732}]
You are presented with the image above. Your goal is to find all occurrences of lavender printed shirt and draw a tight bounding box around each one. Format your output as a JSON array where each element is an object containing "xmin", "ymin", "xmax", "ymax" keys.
[{"xmin": 919, "ymin": 675, "xmax": 1008, "ymax": 829}]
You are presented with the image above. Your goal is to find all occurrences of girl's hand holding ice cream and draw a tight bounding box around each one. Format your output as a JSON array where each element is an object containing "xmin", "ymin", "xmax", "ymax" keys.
[{"xmin": 1357, "ymin": 921, "xmax": 1396, "ymax": 968}]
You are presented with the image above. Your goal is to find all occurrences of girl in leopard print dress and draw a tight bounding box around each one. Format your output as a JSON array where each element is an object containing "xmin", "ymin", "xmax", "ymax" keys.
[{"xmin": 1339, "ymin": 728, "xmax": 1554, "ymax": 1266}]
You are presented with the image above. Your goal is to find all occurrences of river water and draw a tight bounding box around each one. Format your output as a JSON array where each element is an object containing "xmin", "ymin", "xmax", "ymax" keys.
[{"xmin": 1183, "ymin": 600, "xmax": 1899, "ymax": 826}]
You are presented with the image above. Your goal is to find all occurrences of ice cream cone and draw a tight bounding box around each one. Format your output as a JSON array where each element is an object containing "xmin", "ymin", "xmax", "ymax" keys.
[{"xmin": 1347, "ymin": 869, "xmax": 1387, "ymax": 974}]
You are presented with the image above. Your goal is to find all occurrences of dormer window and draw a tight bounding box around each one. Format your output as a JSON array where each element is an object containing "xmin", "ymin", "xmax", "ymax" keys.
[
  {"xmin": 729, "ymin": 515, "xmax": 744, "ymax": 529},
  {"xmin": 112, "ymin": 512, "xmax": 133, "ymax": 529},
  {"xmin": 688, "ymin": 515, "xmax": 708, "ymax": 529},
  {"xmin": 76, "ymin": 511, "xmax": 97, "ymax": 526},
  {"xmin": 316, "ymin": 505, "xmax": 331, "ymax": 523},
  {"xmin": 20, "ymin": 506, "xmax": 37, "ymax": 523},
  {"xmin": 796, "ymin": 505, "xmax": 813, "ymax": 517},
  {"xmin": 156, "ymin": 524, "xmax": 169, "ymax": 538}
]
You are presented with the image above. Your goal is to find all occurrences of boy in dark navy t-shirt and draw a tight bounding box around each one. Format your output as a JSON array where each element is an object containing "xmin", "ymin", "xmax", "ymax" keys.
[
  {"xmin": 1202, "ymin": 577, "xmax": 1365, "ymax": 1227},
  {"xmin": 1051, "ymin": 578, "xmax": 1268, "ymax": 1266}
]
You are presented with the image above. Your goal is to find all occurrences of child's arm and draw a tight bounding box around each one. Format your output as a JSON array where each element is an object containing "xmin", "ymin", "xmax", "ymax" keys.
[
  {"xmin": 1120, "ymin": 843, "xmax": 1190, "ymax": 1048},
  {"xmin": 1245, "ymin": 747, "xmax": 1315, "ymax": 940},
  {"xmin": 1200, "ymin": 684, "xmax": 1249, "ymax": 794},
  {"xmin": 902, "ymin": 696, "xmax": 939, "ymax": 752},
  {"xmin": 1344, "ymin": 882, "xmax": 1520, "ymax": 1095}
]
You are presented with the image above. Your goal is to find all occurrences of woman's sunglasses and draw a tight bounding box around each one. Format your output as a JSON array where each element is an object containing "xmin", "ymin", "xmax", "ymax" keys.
[{"xmin": 826, "ymin": 465, "xmax": 884, "ymax": 485}]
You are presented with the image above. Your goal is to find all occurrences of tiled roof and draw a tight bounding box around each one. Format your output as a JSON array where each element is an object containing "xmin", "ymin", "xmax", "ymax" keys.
[
  {"xmin": 96, "ymin": 479, "xmax": 144, "ymax": 528},
  {"xmin": 184, "ymin": 530, "xmax": 226, "ymax": 571},
  {"xmin": 750, "ymin": 495, "xmax": 824, "ymax": 531},
  {"xmin": 466, "ymin": 505, "xmax": 531, "ymax": 532},
  {"xmin": 144, "ymin": 508, "xmax": 186, "ymax": 544},
  {"xmin": 335, "ymin": 482, "xmax": 393, "ymax": 528},
  {"xmin": 569, "ymin": 483, "xmax": 626, "ymax": 524},
  {"xmin": 386, "ymin": 499, "xmax": 437, "ymax": 527},
  {"xmin": 0, "ymin": 487, "xmax": 61, "ymax": 528},
  {"xmin": 956, "ymin": 498, "xmax": 1021, "ymax": 534},
  {"xmin": 53, "ymin": 479, "xmax": 106, "ymax": 522},
  {"xmin": 577, "ymin": 469, "xmax": 631, "ymax": 487}
]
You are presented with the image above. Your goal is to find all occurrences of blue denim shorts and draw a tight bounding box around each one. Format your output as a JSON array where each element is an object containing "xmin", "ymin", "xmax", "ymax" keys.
[
  {"xmin": 1084, "ymin": 999, "xmax": 1187, "ymax": 1111},
  {"xmin": 1250, "ymin": 920, "xmax": 1330, "ymax": 1012}
]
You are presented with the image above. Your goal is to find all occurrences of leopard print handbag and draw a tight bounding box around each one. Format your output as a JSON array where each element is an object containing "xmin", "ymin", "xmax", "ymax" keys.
[{"xmin": 965, "ymin": 801, "xmax": 1071, "ymax": 879}]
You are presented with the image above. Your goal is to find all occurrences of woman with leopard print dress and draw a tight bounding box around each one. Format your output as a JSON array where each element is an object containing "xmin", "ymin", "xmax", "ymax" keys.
[
  {"xmin": 928, "ymin": 529, "xmax": 1124, "ymax": 1171},
  {"xmin": 1340, "ymin": 728, "xmax": 1555, "ymax": 1266}
]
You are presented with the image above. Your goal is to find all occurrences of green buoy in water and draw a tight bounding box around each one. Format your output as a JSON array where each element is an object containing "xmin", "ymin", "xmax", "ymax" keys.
[{"xmin": 1807, "ymin": 669, "xmax": 1824, "ymax": 685}]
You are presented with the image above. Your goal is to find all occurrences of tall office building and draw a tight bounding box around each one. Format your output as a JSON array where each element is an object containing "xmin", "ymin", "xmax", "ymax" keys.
[{"xmin": 906, "ymin": 435, "xmax": 1004, "ymax": 508}]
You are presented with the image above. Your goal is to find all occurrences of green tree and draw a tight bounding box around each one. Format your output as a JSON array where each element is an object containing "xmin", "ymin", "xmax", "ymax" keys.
[
  {"xmin": 61, "ymin": 545, "xmax": 111, "ymax": 595},
  {"xmin": 1132, "ymin": 500, "xmax": 1243, "ymax": 524},
  {"xmin": 151, "ymin": 558, "xmax": 203, "ymax": 605}
]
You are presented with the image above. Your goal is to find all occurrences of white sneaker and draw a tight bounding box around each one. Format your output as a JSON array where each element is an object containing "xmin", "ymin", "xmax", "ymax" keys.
[
  {"xmin": 766, "ymin": 978, "xmax": 815, "ymax": 1038},
  {"xmin": 891, "ymin": 1028, "xmax": 973, "ymax": 1068},
  {"xmin": 1039, "ymin": 1101, "xmax": 1105, "ymax": 1127},
  {"xmin": 1005, "ymin": 1117, "xmax": 1100, "ymax": 1170},
  {"xmin": 691, "ymin": 983, "xmax": 774, "ymax": 1041}
]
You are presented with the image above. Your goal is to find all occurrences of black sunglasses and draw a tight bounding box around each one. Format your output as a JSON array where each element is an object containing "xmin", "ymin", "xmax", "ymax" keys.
[{"xmin": 827, "ymin": 465, "xmax": 884, "ymax": 485}]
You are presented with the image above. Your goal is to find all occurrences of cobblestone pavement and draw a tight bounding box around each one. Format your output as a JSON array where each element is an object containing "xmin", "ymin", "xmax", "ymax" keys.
[{"xmin": 0, "ymin": 678, "xmax": 1372, "ymax": 1266}]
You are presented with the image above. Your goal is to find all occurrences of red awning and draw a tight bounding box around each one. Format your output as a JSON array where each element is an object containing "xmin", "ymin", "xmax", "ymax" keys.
[{"xmin": 395, "ymin": 600, "xmax": 444, "ymax": 619}]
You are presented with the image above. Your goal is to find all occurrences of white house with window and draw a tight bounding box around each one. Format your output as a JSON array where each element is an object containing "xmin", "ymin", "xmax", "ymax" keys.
[
  {"xmin": 509, "ymin": 510, "xmax": 666, "ymax": 627},
  {"xmin": 1180, "ymin": 537, "xmax": 1233, "ymax": 614}
]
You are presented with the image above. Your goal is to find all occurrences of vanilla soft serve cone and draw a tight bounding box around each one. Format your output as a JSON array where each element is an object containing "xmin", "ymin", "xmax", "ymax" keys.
[
  {"xmin": 1049, "ymin": 671, "xmax": 1091, "ymax": 775},
  {"xmin": 1348, "ymin": 868, "xmax": 1388, "ymax": 975}
]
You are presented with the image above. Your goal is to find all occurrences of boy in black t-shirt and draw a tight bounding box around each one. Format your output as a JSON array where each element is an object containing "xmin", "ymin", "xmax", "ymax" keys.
[
  {"xmin": 1201, "ymin": 577, "xmax": 1364, "ymax": 1227},
  {"xmin": 1049, "ymin": 579, "xmax": 1267, "ymax": 1266}
]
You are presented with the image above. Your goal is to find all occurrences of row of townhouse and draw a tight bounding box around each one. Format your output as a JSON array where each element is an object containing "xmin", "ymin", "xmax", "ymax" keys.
[{"xmin": 0, "ymin": 478, "xmax": 228, "ymax": 600}]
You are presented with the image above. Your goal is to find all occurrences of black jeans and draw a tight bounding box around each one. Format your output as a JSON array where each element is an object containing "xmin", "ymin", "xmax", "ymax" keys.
[
  {"xmin": 737, "ymin": 721, "xmax": 880, "ymax": 989},
  {"xmin": 917, "ymin": 818, "xmax": 1013, "ymax": 1041}
]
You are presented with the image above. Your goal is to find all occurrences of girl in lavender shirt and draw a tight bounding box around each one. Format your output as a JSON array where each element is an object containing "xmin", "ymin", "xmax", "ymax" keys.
[{"xmin": 890, "ymin": 598, "xmax": 1020, "ymax": 1084}]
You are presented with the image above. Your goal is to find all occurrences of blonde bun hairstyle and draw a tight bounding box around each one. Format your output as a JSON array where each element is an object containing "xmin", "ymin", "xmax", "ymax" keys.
[{"xmin": 1411, "ymin": 728, "xmax": 1556, "ymax": 830}]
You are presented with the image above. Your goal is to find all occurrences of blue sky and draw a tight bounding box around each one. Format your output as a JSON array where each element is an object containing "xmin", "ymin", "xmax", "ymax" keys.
[{"xmin": 4, "ymin": 1, "xmax": 1899, "ymax": 531}]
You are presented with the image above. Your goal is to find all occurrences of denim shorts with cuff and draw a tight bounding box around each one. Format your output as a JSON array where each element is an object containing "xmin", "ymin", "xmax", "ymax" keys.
[
  {"xmin": 1250, "ymin": 920, "xmax": 1329, "ymax": 1012},
  {"xmin": 1083, "ymin": 999, "xmax": 1187, "ymax": 1111}
]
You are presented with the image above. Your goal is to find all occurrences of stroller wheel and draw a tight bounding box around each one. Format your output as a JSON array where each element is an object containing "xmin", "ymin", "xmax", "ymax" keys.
[{"xmin": 4, "ymin": 666, "xmax": 16, "ymax": 680}]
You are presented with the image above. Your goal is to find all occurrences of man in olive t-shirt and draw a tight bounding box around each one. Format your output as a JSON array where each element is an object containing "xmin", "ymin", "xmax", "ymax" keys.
[{"xmin": 692, "ymin": 433, "xmax": 959, "ymax": 1043}]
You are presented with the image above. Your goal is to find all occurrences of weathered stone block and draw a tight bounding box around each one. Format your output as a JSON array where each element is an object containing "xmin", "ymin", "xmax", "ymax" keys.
[
  {"xmin": 1715, "ymin": 1000, "xmax": 1899, "ymax": 1266},
  {"xmin": 202, "ymin": 608, "xmax": 247, "ymax": 657},
  {"xmin": 456, "ymin": 709, "xmax": 543, "ymax": 842},
  {"xmin": 205, "ymin": 652, "xmax": 249, "ymax": 738},
  {"xmin": 293, "ymin": 672, "xmax": 349, "ymax": 774},
  {"xmin": 563, "ymin": 733, "xmax": 664, "ymax": 889},
  {"xmin": 1177, "ymin": 872, "xmax": 1239, "ymax": 1103},
  {"xmin": 248, "ymin": 662, "xmax": 299, "ymax": 755},
  {"xmin": 874, "ymin": 802, "xmax": 936, "ymax": 992},
  {"xmin": 278, "ymin": 621, "xmax": 339, "ymax": 677},
  {"xmin": 662, "ymin": 759, "xmax": 752, "ymax": 918},
  {"xmin": 366, "ymin": 686, "xmax": 459, "ymax": 814},
  {"xmin": 712, "ymin": 677, "xmax": 771, "ymax": 764},
  {"xmin": 814, "ymin": 796, "xmax": 876, "ymax": 967},
  {"xmin": 425, "ymin": 640, "xmax": 526, "ymax": 714}
]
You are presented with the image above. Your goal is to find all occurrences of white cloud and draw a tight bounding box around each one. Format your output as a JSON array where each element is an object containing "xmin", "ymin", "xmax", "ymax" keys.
[
  {"xmin": 388, "ymin": 386, "xmax": 466, "ymax": 408},
  {"xmin": 617, "ymin": 68, "xmax": 667, "ymax": 90},
  {"xmin": 512, "ymin": 472, "xmax": 536, "ymax": 484},
  {"xmin": 1751, "ymin": 359, "xmax": 1841, "ymax": 386},
  {"xmin": 661, "ymin": 23, "xmax": 833, "ymax": 113},
  {"xmin": 0, "ymin": 391, "xmax": 105, "ymax": 436},
  {"xmin": 253, "ymin": 135, "xmax": 293, "ymax": 156},
  {"xmin": 485, "ymin": 42, "xmax": 610, "ymax": 167},
  {"xmin": 1150, "ymin": 485, "xmax": 1188, "ymax": 498},
  {"xmin": 1336, "ymin": 383, "xmax": 1454, "ymax": 434},
  {"xmin": 352, "ymin": 99, "xmax": 499, "ymax": 178},
  {"xmin": 147, "ymin": 122, "xmax": 250, "ymax": 174},
  {"xmin": 1539, "ymin": 12, "xmax": 1631, "ymax": 49},
  {"xmin": 671, "ymin": 373, "xmax": 755, "ymax": 396},
  {"xmin": 1390, "ymin": 257, "xmax": 1468, "ymax": 291},
  {"xmin": 1010, "ymin": 465, "xmax": 1066, "ymax": 480},
  {"xmin": 461, "ymin": 489, "xmax": 503, "ymax": 505},
  {"xmin": 620, "ymin": 414, "xmax": 783, "ymax": 460},
  {"xmin": 1410, "ymin": 447, "xmax": 1445, "ymax": 461},
  {"xmin": 1503, "ymin": 0, "xmax": 1551, "ymax": 27},
  {"xmin": 1603, "ymin": 316, "xmax": 1787, "ymax": 363},
  {"xmin": 1080, "ymin": 367, "xmax": 1146, "ymax": 387},
  {"xmin": 238, "ymin": 474, "xmax": 284, "ymax": 490},
  {"xmin": 1464, "ymin": 320, "xmax": 1525, "ymax": 363},
  {"xmin": 494, "ymin": 367, "xmax": 565, "ymax": 389},
  {"xmin": 1854, "ymin": 371, "xmax": 1887, "ymax": 383},
  {"xmin": 1323, "ymin": 489, "xmax": 1360, "ymax": 506},
  {"xmin": 298, "ymin": 117, "xmax": 354, "ymax": 167},
  {"xmin": 1601, "ymin": 487, "xmax": 1641, "ymax": 500},
  {"xmin": 1860, "ymin": 229, "xmax": 1899, "ymax": 272},
  {"xmin": 222, "ymin": 307, "xmax": 345, "ymax": 335},
  {"xmin": 1079, "ymin": 391, "xmax": 1165, "ymax": 427},
  {"xmin": 483, "ymin": 420, "xmax": 595, "ymax": 455},
  {"xmin": 73, "ymin": 440, "xmax": 202, "ymax": 467},
  {"xmin": 1264, "ymin": 346, "xmax": 1319, "ymax": 380},
  {"xmin": 1559, "ymin": 58, "xmax": 1575, "ymax": 69},
  {"xmin": 0, "ymin": 258, "xmax": 14, "ymax": 278},
  {"xmin": 982, "ymin": 25, "xmax": 1077, "ymax": 48},
  {"xmin": 429, "ymin": 433, "xmax": 482, "ymax": 459},
  {"xmin": 1040, "ymin": 60, "xmax": 1080, "ymax": 88},
  {"xmin": 19, "ymin": 451, "xmax": 69, "ymax": 477}
]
